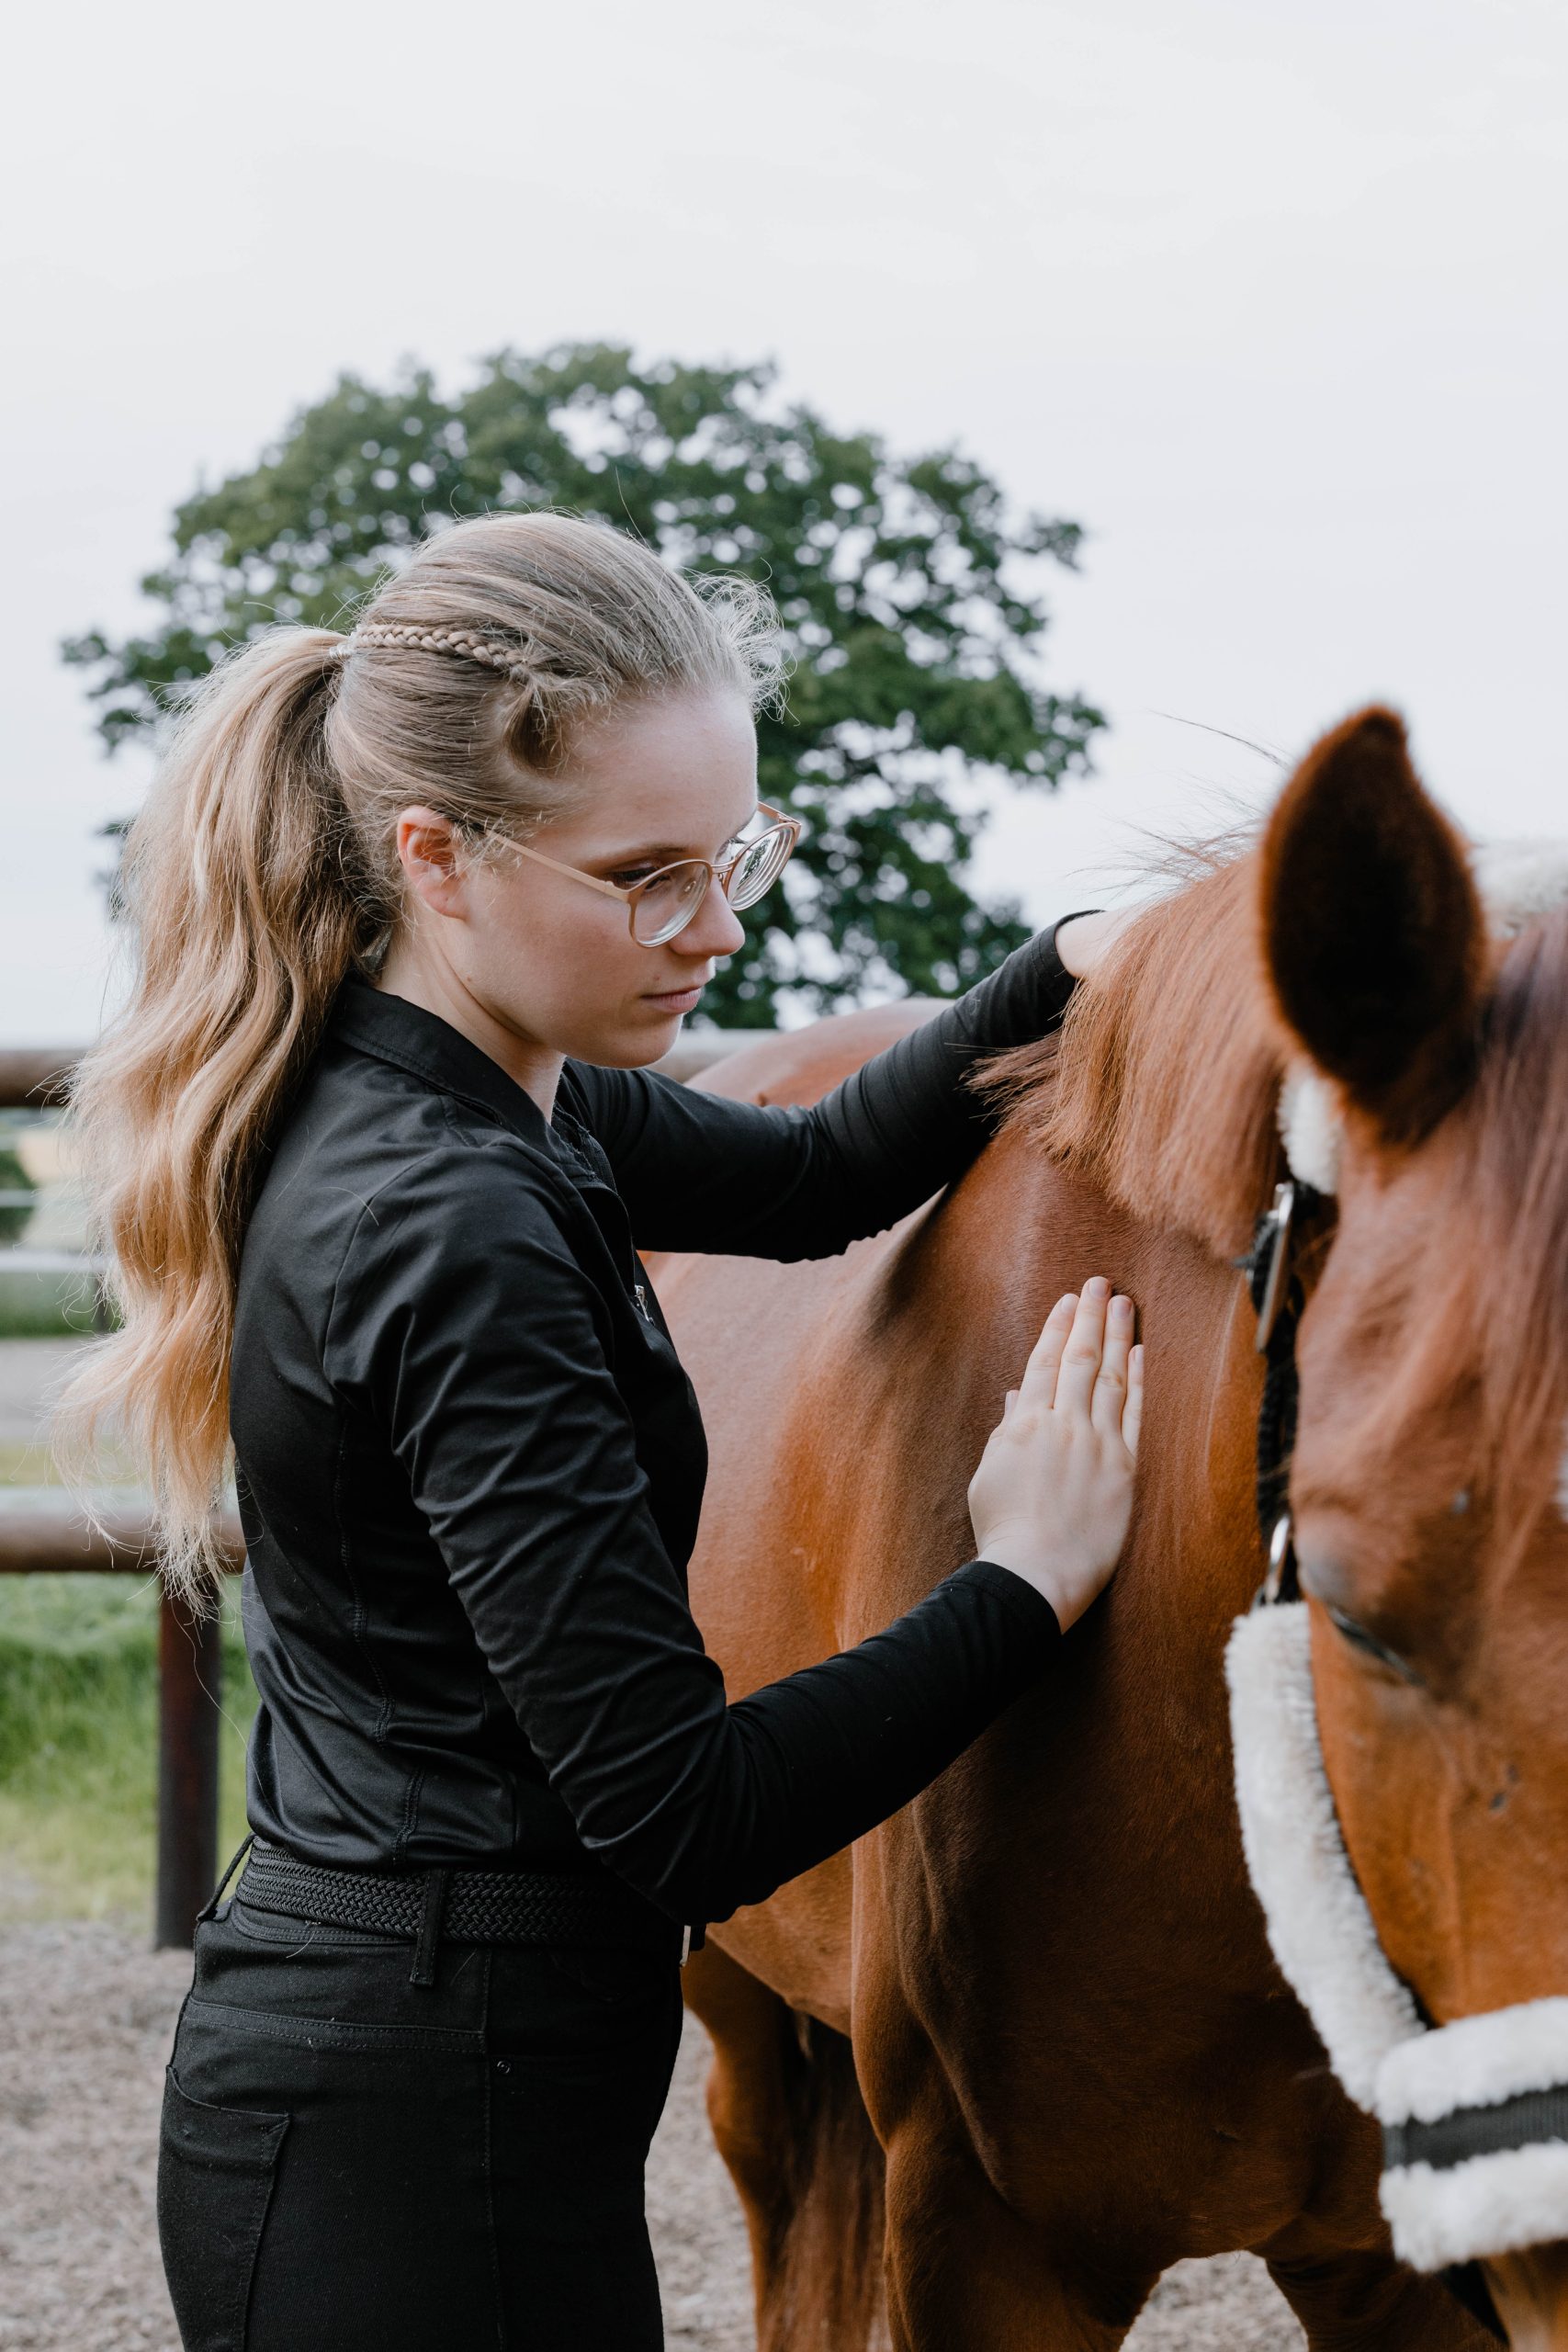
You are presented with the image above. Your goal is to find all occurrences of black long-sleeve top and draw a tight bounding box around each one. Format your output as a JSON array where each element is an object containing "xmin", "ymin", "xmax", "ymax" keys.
[{"xmin": 231, "ymin": 922, "xmax": 1082, "ymax": 1932}]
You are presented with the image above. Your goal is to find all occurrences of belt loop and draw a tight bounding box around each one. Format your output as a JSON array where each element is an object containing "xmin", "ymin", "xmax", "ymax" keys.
[
  {"xmin": 198, "ymin": 1832, "xmax": 255, "ymax": 1927},
  {"xmin": 410, "ymin": 1868, "xmax": 450, "ymax": 1988}
]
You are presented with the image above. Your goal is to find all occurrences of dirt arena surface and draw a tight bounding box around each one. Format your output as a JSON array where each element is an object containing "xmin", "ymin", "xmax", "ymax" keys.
[{"xmin": 0, "ymin": 1917, "xmax": 1305, "ymax": 2350}]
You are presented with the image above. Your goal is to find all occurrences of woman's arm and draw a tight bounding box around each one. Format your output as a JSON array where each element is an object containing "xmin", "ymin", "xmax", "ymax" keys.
[
  {"xmin": 570, "ymin": 911, "xmax": 1098, "ymax": 1261},
  {"xmin": 328, "ymin": 1164, "xmax": 1134, "ymax": 1930}
]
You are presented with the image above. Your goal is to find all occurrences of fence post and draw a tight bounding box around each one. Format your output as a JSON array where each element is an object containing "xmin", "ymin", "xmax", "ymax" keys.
[{"xmin": 156, "ymin": 1586, "xmax": 222, "ymax": 1949}]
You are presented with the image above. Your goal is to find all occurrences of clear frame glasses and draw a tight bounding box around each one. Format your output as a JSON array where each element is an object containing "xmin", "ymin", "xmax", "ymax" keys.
[{"xmin": 511, "ymin": 802, "xmax": 804, "ymax": 946}]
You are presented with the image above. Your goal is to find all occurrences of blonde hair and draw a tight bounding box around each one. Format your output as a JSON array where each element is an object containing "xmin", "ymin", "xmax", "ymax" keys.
[{"xmin": 57, "ymin": 512, "xmax": 784, "ymax": 1606}]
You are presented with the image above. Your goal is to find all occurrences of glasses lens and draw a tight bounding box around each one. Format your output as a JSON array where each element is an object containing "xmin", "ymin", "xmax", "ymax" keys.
[
  {"xmin": 725, "ymin": 825, "xmax": 794, "ymax": 911},
  {"xmin": 632, "ymin": 862, "xmax": 710, "ymax": 945}
]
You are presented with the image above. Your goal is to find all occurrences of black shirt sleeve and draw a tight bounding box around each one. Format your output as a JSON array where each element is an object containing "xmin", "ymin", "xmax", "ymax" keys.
[
  {"xmin": 326, "ymin": 1166, "xmax": 1059, "ymax": 1928},
  {"xmin": 569, "ymin": 913, "xmax": 1092, "ymax": 1259}
]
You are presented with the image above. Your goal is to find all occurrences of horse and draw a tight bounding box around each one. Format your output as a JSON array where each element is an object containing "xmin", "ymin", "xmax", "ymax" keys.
[
  {"xmin": 1223, "ymin": 710, "xmax": 1568, "ymax": 2347},
  {"xmin": 646, "ymin": 705, "xmax": 1511, "ymax": 2351}
]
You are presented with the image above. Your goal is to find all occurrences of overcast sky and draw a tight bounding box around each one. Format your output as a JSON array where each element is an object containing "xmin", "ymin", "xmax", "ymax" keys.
[{"xmin": 5, "ymin": 0, "xmax": 1563, "ymax": 1043}]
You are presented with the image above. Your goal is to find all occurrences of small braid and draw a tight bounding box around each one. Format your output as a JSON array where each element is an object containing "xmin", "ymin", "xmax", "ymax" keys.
[{"xmin": 342, "ymin": 621, "xmax": 532, "ymax": 684}]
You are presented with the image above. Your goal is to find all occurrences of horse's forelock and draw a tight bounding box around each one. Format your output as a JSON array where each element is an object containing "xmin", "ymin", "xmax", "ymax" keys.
[
  {"xmin": 971, "ymin": 850, "xmax": 1285, "ymax": 1261},
  {"xmin": 1466, "ymin": 910, "xmax": 1568, "ymax": 1532}
]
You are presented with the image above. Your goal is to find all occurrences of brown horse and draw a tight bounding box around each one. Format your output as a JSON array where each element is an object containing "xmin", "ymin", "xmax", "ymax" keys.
[
  {"xmin": 647, "ymin": 707, "xmax": 1508, "ymax": 2350},
  {"xmin": 1235, "ymin": 712, "xmax": 1568, "ymax": 2346}
]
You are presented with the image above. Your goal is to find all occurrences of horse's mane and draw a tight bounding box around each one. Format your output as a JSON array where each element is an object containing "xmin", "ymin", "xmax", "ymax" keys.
[{"xmin": 971, "ymin": 844, "xmax": 1285, "ymax": 1262}]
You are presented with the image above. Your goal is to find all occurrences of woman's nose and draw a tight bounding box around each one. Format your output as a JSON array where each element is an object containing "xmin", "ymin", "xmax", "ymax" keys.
[{"xmin": 677, "ymin": 875, "xmax": 746, "ymax": 958}]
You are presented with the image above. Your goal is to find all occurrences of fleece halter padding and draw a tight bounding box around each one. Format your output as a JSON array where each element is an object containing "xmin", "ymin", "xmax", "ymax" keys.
[{"xmin": 1226, "ymin": 1604, "xmax": 1568, "ymax": 2270}]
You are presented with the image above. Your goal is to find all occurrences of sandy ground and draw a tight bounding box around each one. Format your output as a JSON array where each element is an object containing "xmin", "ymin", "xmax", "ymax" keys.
[{"xmin": 0, "ymin": 1918, "xmax": 1306, "ymax": 2351}]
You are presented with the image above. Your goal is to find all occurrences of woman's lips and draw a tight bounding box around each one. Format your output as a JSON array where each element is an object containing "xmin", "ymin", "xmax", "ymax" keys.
[{"xmin": 643, "ymin": 984, "xmax": 705, "ymax": 1012}]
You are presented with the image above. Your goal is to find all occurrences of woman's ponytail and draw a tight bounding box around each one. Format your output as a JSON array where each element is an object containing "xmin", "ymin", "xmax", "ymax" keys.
[{"xmin": 57, "ymin": 629, "xmax": 379, "ymax": 1607}]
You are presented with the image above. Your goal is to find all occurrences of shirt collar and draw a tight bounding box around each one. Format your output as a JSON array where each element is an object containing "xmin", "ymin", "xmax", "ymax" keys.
[{"xmin": 327, "ymin": 975, "xmax": 564, "ymax": 1159}]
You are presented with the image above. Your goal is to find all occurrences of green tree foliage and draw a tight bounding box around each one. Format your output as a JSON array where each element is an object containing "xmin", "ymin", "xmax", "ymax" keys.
[{"xmin": 65, "ymin": 346, "xmax": 1100, "ymax": 1024}]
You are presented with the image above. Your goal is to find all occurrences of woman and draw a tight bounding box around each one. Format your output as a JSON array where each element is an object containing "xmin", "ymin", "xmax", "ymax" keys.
[{"xmin": 63, "ymin": 513, "xmax": 1142, "ymax": 2350}]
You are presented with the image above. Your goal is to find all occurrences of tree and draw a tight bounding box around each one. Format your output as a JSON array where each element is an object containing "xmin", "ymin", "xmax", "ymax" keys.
[{"xmin": 65, "ymin": 345, "xmax": 1101, "ymax": 1025}]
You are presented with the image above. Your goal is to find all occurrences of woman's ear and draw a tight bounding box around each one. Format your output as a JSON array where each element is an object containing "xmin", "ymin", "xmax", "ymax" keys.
[
  {"xmin": 1258, "ymin": 707, "xmax": 1486, "ymax": 1149},
  {"xmin": 395, "ymin": 807, "xmax": 468, "ymax": 920}
]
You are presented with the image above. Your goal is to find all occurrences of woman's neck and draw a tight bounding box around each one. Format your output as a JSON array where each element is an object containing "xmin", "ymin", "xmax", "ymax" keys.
[{"xmin": 375, "ymin": 941, "xmax": 564, "ymax": 1125}]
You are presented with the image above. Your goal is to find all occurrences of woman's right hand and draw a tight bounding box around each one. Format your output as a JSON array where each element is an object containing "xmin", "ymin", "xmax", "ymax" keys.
[{"xmin": 966, "ymin": 1279, "xmax": 1143, "ymax": 1631}]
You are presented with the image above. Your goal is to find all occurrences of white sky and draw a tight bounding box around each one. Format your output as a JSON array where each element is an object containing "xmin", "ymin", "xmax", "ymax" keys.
[{"xmin": 4, "ymin": 0, "xmax": 1564, "ymax": 1044}]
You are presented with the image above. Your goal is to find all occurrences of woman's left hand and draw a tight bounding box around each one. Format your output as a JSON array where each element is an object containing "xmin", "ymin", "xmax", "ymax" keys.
[{"xmin": 1055, "ymin": 909, "xmax": 1137, "ymax": 980}]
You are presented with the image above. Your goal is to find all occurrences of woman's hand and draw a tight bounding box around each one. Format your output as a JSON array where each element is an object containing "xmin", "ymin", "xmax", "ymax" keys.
[
  {"xmin": 966, "ymin": 1279, "xmax": 1143, "ymax": 1631},
  {"xmin": 1055, "ymin": 909, "xmax": 1138, "ymax": 980}
]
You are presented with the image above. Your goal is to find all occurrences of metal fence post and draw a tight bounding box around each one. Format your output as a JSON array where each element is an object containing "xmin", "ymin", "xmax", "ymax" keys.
[{"xmin": 156, "ymin": 1585, "xmax": 222, "ymax": 1948}]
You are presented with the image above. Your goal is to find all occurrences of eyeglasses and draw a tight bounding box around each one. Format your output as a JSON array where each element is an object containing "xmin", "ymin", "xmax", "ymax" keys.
[{"xmin": 509, "ymin": 803, "xmax": 804, "ymax": 946}]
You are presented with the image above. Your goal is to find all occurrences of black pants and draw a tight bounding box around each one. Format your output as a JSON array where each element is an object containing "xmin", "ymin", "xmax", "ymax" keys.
[{"xmin": 157, "ymin": 1884, "xmax": 684, "ymax": 2351}]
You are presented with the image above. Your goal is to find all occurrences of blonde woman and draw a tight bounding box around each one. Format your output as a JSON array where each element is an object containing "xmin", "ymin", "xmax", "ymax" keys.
[{"xmin": 64, "ymin": 514, "xmax": 1142, "ymax": 2350}]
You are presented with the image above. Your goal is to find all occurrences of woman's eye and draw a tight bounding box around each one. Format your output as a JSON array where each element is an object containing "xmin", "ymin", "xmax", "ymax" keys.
[{"xmin": 609, "ymin": 867, "xmax": 656, "ymax": 888}]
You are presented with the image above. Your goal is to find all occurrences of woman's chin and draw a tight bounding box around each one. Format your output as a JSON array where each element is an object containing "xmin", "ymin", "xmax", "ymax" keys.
[{"xmin": 586, "ymin": 1001, "xmax": 689, "ymax": 1069}]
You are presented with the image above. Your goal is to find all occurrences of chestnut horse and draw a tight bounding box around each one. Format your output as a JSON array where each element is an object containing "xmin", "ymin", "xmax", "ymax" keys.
[
  {"xmin": 1233, "ymin": 712, "xmax": 1568, "ymax": 2346},
  {"xmin": 647, "ymin": 707, "xmax": 1507, "ymax": 2351}
]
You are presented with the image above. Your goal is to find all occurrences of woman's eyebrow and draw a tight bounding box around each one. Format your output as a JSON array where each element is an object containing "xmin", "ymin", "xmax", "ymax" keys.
[{"xmin": 604, "ymin": 808, "xmax": 761, "ymax": 864}]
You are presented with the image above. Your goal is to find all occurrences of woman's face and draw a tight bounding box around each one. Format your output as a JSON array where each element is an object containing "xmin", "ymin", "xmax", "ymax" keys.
[{"xmin": 393, "ymin": 685, "xmax": 762, "ymax": 1072}]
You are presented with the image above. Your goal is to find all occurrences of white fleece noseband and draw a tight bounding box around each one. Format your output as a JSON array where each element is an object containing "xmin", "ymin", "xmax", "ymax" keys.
[{"xmin": 1227, "ymin": 1606, "xmax": 1568, "ymax": 2269}]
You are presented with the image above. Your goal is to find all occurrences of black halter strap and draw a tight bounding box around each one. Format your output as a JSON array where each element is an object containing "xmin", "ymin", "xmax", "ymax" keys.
[
  {"xmin": 1240, "ymin": 1181, "xmax": 1310, "ymax": 1606},
  {"xmin": 1235, "ymin": 1180, "xmax": 1506, "ymax": 2343}
]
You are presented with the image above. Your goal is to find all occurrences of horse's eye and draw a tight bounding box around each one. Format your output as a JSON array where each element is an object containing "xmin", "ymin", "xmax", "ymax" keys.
[{"xmin": 1324, "ymin": 1603, "xmax": 1423, "ymax": 1685}]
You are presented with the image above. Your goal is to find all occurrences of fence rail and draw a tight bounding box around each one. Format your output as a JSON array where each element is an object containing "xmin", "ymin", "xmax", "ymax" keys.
[{"xmin": 0, "ymin": 1028, "xmax": 757, "ymax": 1946}]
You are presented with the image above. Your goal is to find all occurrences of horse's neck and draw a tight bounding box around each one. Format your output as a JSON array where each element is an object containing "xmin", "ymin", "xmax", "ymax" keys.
[{"xmin": 823, "ymin": 1128, "xmax": 1264, "ymax": 1638}]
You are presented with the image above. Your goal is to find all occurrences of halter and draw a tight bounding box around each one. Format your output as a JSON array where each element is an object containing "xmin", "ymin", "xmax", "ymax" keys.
[{"xmin": 1227, "ymin": 1180, "xmax": 1568, "ymax": 2331}]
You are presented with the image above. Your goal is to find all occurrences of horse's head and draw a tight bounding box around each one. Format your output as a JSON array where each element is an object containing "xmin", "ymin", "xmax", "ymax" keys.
[{"xmin": 1259, "ymin": 708, "xmax": 1568, "ymax": 2345}]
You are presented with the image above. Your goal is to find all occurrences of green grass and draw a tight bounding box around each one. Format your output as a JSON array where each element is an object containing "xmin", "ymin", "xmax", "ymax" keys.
[
  {"xmin": 0, "ymin": 1574, "xmax": 257, "ymax": 1927},
  {"xmin": 0, "ymin": 1339, "xmax": 244, "ymax": 1926}
]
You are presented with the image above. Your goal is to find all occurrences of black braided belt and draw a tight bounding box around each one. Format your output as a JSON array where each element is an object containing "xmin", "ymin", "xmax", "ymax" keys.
[{"xmin": 236, "ymin": 1838, "xmax": 683, "ymax": 1966}]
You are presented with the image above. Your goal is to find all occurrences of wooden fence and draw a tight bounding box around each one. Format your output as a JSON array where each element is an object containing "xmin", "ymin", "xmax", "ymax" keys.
[{"xmin": 1, "ymin": 1029, "xmax": 753, "ymax": 1945}]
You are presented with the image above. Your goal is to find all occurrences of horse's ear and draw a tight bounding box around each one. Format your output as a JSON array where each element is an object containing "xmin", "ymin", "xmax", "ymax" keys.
[{"xmin": 1259, "ymin": 706, "xmax": 1486, "ymax": 1148}]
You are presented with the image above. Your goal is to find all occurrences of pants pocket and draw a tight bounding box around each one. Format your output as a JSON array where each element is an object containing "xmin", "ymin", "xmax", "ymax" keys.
[{"xmin": 157, "ymin": 2064, "xmax": 288, "ymax": 2351}]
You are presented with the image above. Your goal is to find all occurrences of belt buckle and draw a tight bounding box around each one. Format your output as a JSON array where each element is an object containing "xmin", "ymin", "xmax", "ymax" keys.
[{"xmin": 680, "ymin": 1923, "xmax": 692, "ymax": 1968}]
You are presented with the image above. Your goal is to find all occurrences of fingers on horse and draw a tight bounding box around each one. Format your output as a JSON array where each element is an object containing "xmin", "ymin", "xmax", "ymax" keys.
[
  {"xmin": 1053, "ymin": 1280, "xmax": 1111, "ymax": 1415},
  {"xmin": 1122, "ymin": 1343, "xmax": 1145, "ymax": 1458},
  {"xmin": 1090, "ymin": 1294, "xmax": 1135, "ymax": 1436},
  {"xmin": 1020, "ymin": 1294, "xmax": 1077, "ymax": 1411}
]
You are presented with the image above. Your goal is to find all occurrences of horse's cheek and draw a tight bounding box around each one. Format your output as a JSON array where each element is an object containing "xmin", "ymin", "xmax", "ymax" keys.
[{"xmin": 1311, "ymin": 1615, "xmax": 1463, "ymax": 2015}]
